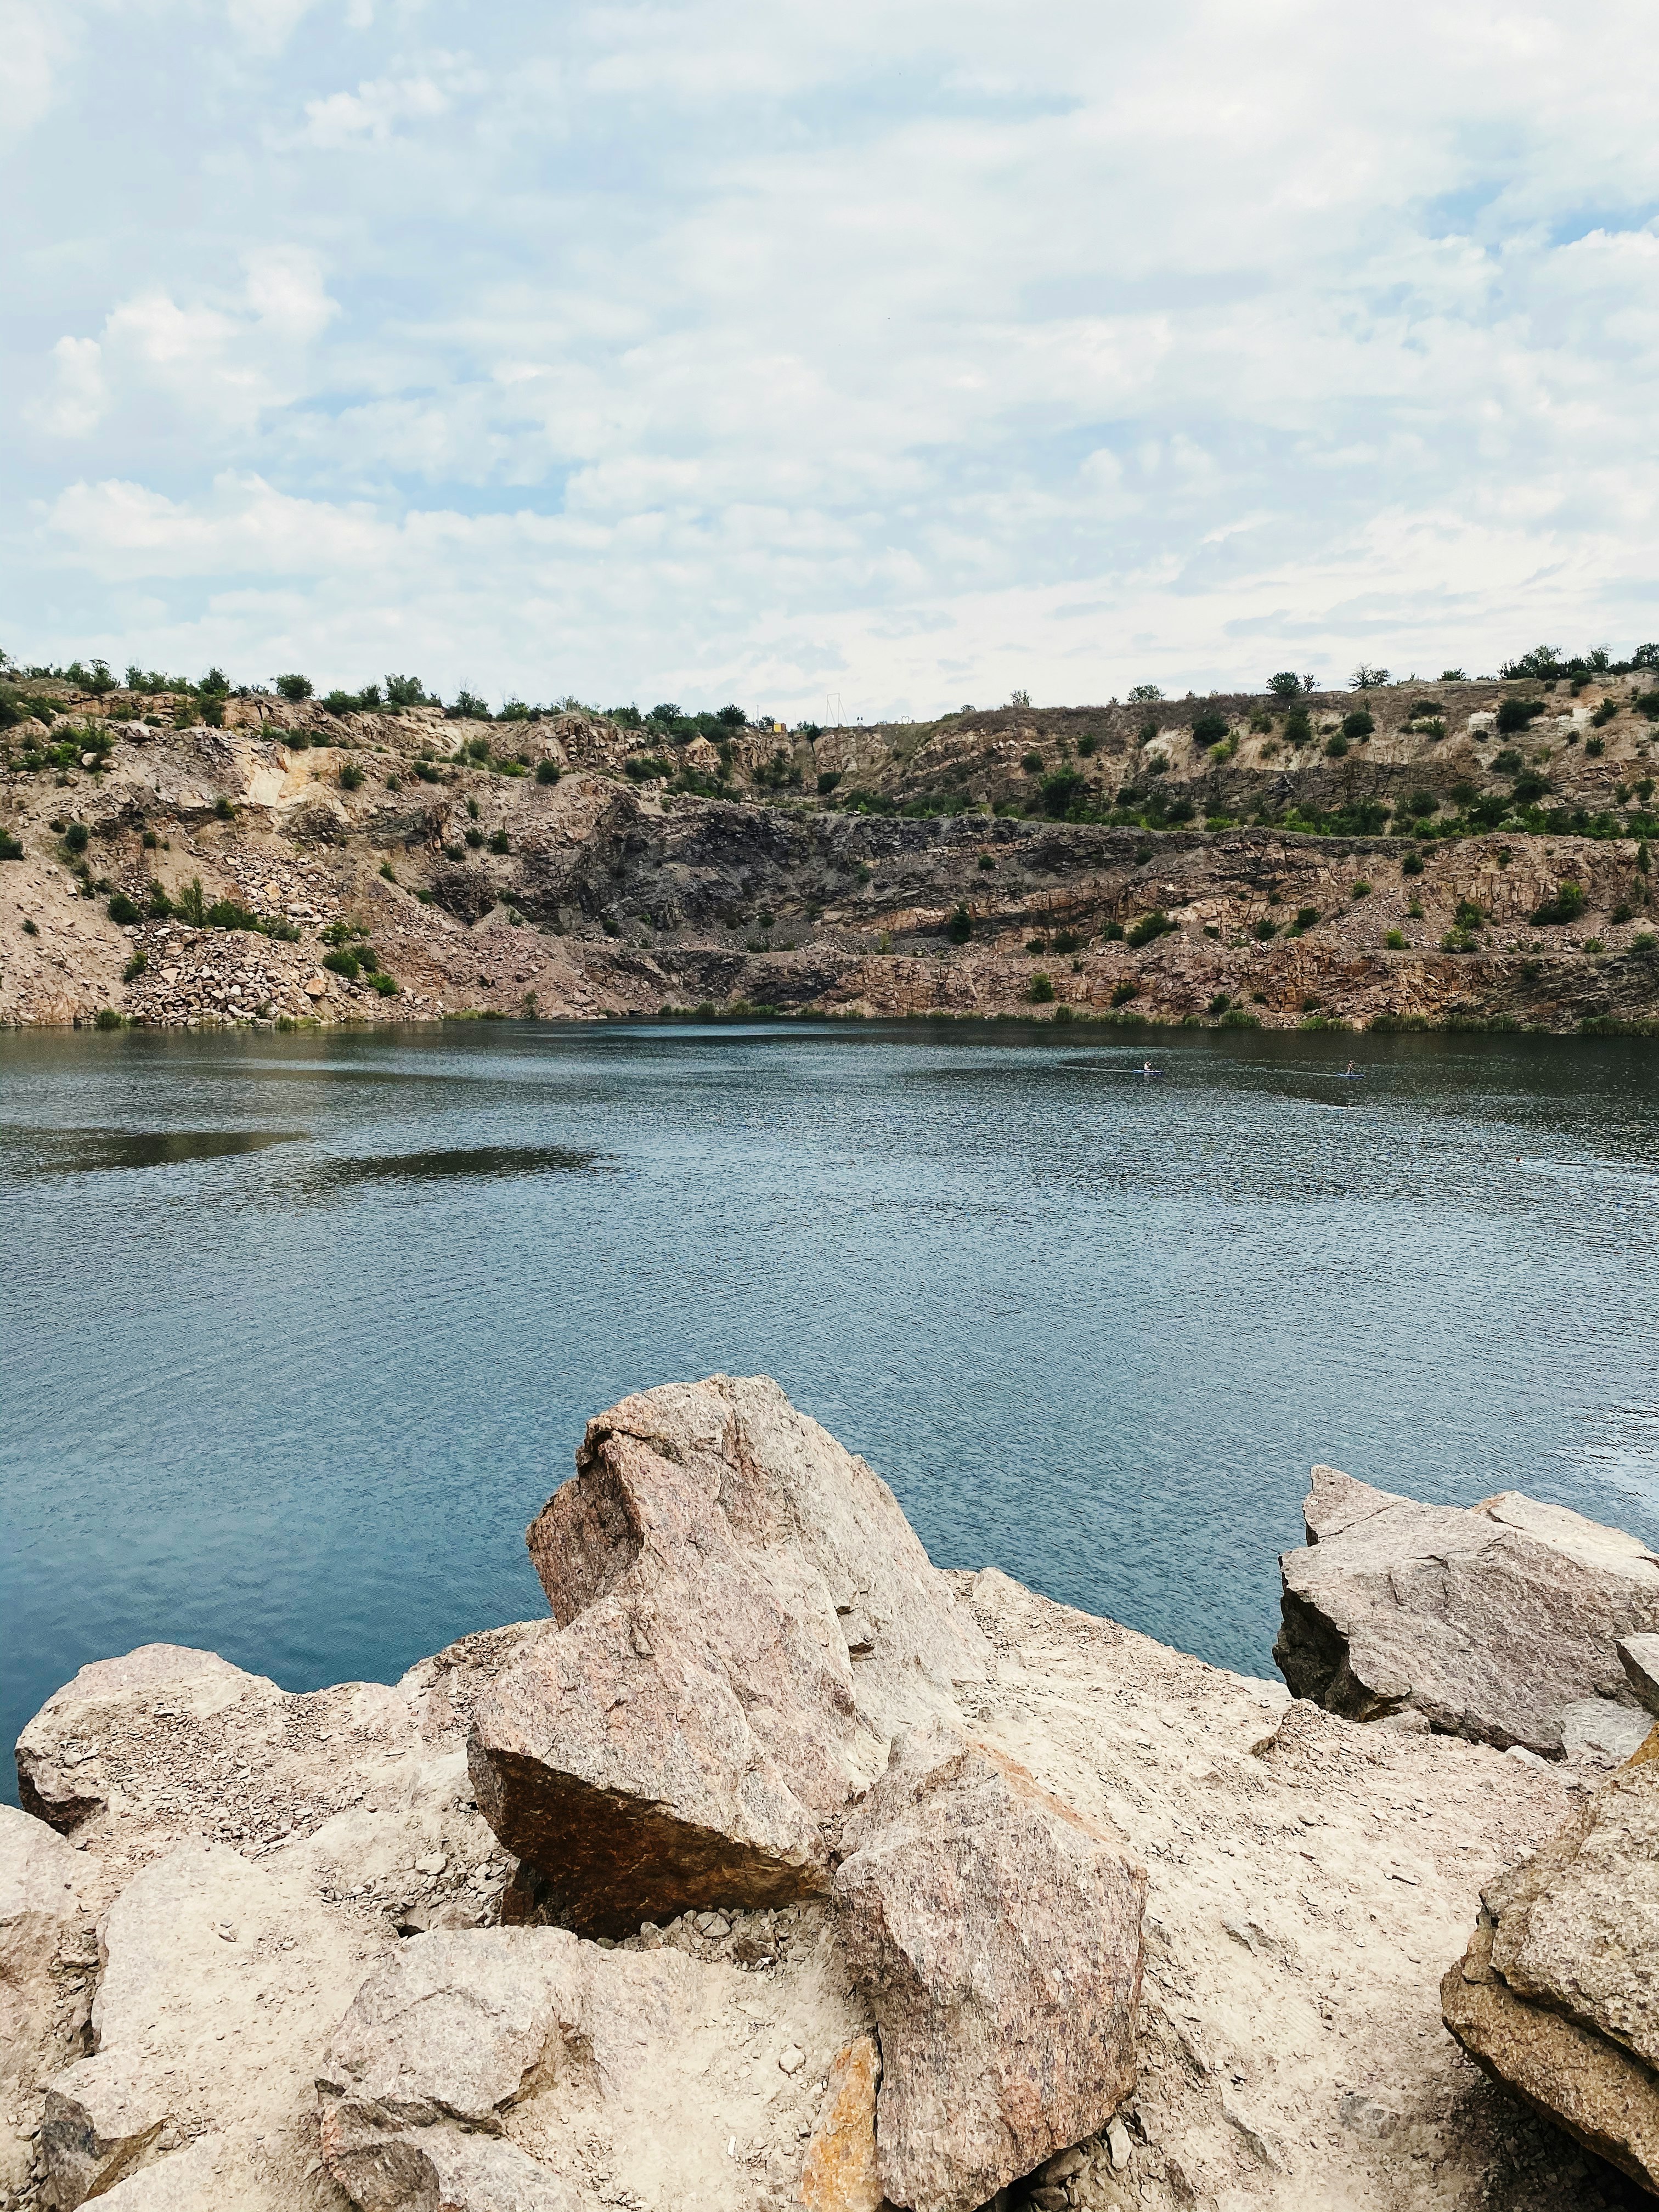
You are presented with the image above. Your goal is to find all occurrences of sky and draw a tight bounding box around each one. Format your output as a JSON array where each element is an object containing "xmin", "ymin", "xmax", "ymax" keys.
[{"xmin": 4, "ymin": 0, "xmax": 1657, "ymax": 720}]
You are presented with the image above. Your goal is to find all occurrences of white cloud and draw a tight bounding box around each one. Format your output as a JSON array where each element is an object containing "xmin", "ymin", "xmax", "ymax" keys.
[
  {"xmin": 6, "ymin": 0, "xmax": 1659, "ymax": 709},
  {"xmin": 32, "ymin": 335, "xmax": 108, "ymax": 437}
]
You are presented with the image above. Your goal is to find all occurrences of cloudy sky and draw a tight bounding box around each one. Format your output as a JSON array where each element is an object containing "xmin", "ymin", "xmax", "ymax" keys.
[{"xmin": 4, "ymin": 0, "xmax": 1656, "ymax": 718}]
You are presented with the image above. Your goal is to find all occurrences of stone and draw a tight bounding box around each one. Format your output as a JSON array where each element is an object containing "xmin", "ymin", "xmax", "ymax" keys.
[
  {"xmin": 42, "ymin": 1840, "xmax": 385, "ymax": 2209},
  {"xmin": 467, "ymin": 1375, "xmax": 988, "ymax": 1933},
  {"xmin": 1444, "ymin": 1757, "xmax": 1659, "ymax": 2194},
  {"xmin": 0, "ymin": 1808, "xmax": 94, "ymax": 2196},
  {"xmin": 1274, "ymin": 1466, "xmax": 1659, "ymax": 1753},
  {"xmin": 319, "ymin": 1922, "xmax": 872, "ymax": 2212},
  {"xmin": 798, "ymin": 2036, "xmax": 881, "ymax": 2212},
  {"xmin": 1620, "ymin": 1632, "xmax": 1659, "ymax": 1714},
  {"xmin": 1106, "ymin": 2117, "xmax": 1132, "ymax": 2171},
  {"xmin": 834, "ymin": 1729, "xmax": 1145, "ymax": 2212}
]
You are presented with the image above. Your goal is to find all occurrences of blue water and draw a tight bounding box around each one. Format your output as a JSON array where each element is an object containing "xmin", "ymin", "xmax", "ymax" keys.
[{"xmin": 5, "ymin": 1019, "xmax": 1658, "ymax": 1801}]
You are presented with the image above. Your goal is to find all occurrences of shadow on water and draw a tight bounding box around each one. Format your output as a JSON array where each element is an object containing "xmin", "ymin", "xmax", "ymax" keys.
[
  {"xmin": 303, "ymin": 1144, "xmax": 602, "ymax": 1189},
  {"xmin": 1, "ymin": 1127, "xmax": 308, "ymax": 1173}
]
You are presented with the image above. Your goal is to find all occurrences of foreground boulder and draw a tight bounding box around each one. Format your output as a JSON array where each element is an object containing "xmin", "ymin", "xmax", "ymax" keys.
[
  {"xmin": 1274, "ymin": 1464, "xmax": 1659, "ymax": 1754},
  {"xmin": 0, "ymin": 1808, "xmax": 95, "ymax": 2199},
  {"xmin": 467, "ymin": 1375, "xmax": 989, "ymax": 1933},
  {"xmin": 1443, "ymin": 1756, "xmax": 1659, "ymax": 2193},
  {"xmin": 836, "ymin": 1728, "xmax": 1146, "ymax": 2212},
  {"xmin": 317, "ymin": 1919, "xmax": 876, "ymax": 2212}
]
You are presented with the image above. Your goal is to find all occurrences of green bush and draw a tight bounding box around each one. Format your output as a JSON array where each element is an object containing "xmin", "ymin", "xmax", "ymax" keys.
[
  {"xmin": 1496, "ymin": 696, "xmax": 1544, "ymax": 735},
  {"xmin": 414, "ymin": 761, "xmax": 443, "ymax": 783},
  {"xmin": 1053, "ymin": 929, "xmax": 1081, "ymax": 953},
  {"xmin": 64, "ymin": 821, "xmax": 89, "ymax": 854},
  {"xmin": 1126, "ymin": 909, "xmax": 1175, "ymax": 949},
  {"xmin": 1403, "ymin": 789, "xmax": 1438, "ymax": 817},
  {"xmin": 1351, "ymin": 880, "xmax": 1372, "ymax": 899},
  {"xmin": 1102, "ymin": 921, "xmax": 1124, "ymax": 941},
  {"xmin": 1077, "ymin": 734, "xmax": 1097, "ymax": 757},
  {"xmin": 94, "ymin": 1007, "xmax": 123, "ymax": 1029},
  {"xmin": 1028, "ymin": 972, "xmax": 1056, "ymax": 1003},
  {"xmin": 1591, "ymin": 698, "xmax": 1618, "ymax": 727},
  {"xmin": 340, "ymin": 761, "xmax": 364, "ymax": 791},
  {"xmin": 123, "ymin": 948, "xmax": 148, "ymax": 980},
  {"xmin": 488, "ymin": 828, "xmax": 511, "ymax": 855},
  {"xmin": 816, "ymin": 770, "xmax": 842, "ymax": 795},
  {"xmin": 1022, "ymin": 751, "xmax": 1043, "ymax": 774},
  {"xmin": 1401, "ymin": 849, "xmax": 1424, "ymax": 875},
  {"xmin": 947, "ymin": 904, "xmax": 973, "ymax": 943},
  {"xmin": 0, "ymin": 831, "xmax": 22, "ymax": 861},
  {"xmin": 536, "ymin": 760, "xmax": 560, "ymax": 785},
  {"xmin": 624, "ymin": 755, "xmax": 674, "ymax": 782},
  {"xmin": 368, "ymin": 971, "xmax": 398, "ymax": 996},
  {"xmin": 1254, "ymin": 917, "xmax": 1277, "ymax": 940},
  {"xmin": 1267, "ymin": 672, "xmax": 1303, "ymax": 698},
  {"xmin": 275, "ymin": 673, "xmax": 313, "ymax": 701},
  {"xmin": 1531, "ymin": 881, "xmax": 1587, "ymax": 925},
  {"xmin": 1191, "ymin": 710, "xmax": 1228, "ymax": 747},
  {"xmin": 1341, "ymin": 709, "xmax": 1374, "ymax": 741},
  {"xmin": 1325, "ymin": 734, "xmax": 1348, "ymax": 758},
  {"xmin": 322, "ymin": 947, "xmax": 362, "ymax": 980},
  {"xmin": 213, "ymin": 795, "xmax": 235, "ymax": 821},
  {"xmin": 1219, "ymin": 1007, "xmax": 1261, "ymax": 1026},
  {"xmin": 1454, "ymin": 898, "xmax": 1486, "ymax": 929},
  {"xmin": 1384, "ymin": 928, "xmax": 1406, "ymax": 949},
  {"xmin": 1041, "ymin": 769, "xmax": 1085, "ymax": 816},
  {"xmin": 107, "ymin": 890, "xmax": 141, "ymax": 924},
  {"xmin": 1207, "ymin": 991, "xmax": 1231, "ymax": 1016},
  {"xmin": 1633, "ymin": 932, "xmax": 1657, "ymax": 952},
  {"xmin": 1511, "ymin": 770, "xmax": 1551, "ymax": 804},
  {"xmin": 1292, "ymin": 905, "xmax": 1320, "ymax": 930},
  {"xmin": 1110, "ymin": 979, "xmax": 1140, "ymax": 1006},
  {"xmin": 1584, "ymin": 735, "xmax": 1605, "ymax": 757}
]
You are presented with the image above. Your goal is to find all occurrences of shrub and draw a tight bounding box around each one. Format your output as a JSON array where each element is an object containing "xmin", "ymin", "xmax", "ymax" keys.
[
  {"xmin": 1111, "ymin": 979, "xmax": 1140, "ymax": 1006},
  {"xmin": 623, "ymin": 755, "xmax": 674, "ymax": 782},
  {"xmin": 1454, "ymin": 898, "xmax": 1486, "ymax": 929},
  {"xmin": 385, "ymin": 675, "xmax": 428, "ymax": 709},
  {"xmin": 1341, "ymin": 709, "xmax": 1374, "ymax": 741},
  {"xmin": 369, "ymin": 971, "xmax": 398, "ymax": 995},
  {"xmin": 1496, "ymin": 696, "xmax": 1543, "ymax": 735},
  {"xmin": 1254, "ymin": 917, "xmax": 1278, "ymax": 940},
  {"xmin": 1267, "ymin": 671, "xmax": 1303, "ymax": 698},
  {"xmin": 1126, "ymin": 909, "xmax": 1175, "ymax": 949},
  {"xmin": 1531, "ymin": 882, "xmax": 1587, "ymax": 924},
  {"xmin": 1351, "ymin": 880, "xmax": 1372, "ymax": 899},
  {"xmin": 1207, "ymin": 991, "xmax": 1231, "ymax": 1015},
  {"xmin": 379, "ymin": 860, "xmax": 397, "ymax": 882},
  {"xmin": 64, "ymin": 821, "xmax": 89, "ymax": 854},
  {"xmin": 1022, "ymin": 751, "xmax": 1043, "ymax": 774},
  {"xmin": 1511, "ymin": 771, "xmax": 1551, "ymax": 804},
  {"xmin": 537, "ymin": 759, "xmax": 560, "ymax": 785},
  {"xmin": 214, "ymin": 796, "xmax": 235, "ymax": 822},
  {"xmin": 1403, "ymin": 789, "xmax": 1439, "ymax": 817},
  {"xmin": 0, "ymin": 831, "xmax": 22, "ymax": 861},
  {"xmin": 1077, "ymin": 734, "xmax": 1097, "ymax": 757},
  {"xmin": 1384, "ymin": 928, "xmax": 1406, "ymax": 949},
  {"xmin": 1041, "ymin": 769, "xmax": 1085, "ymax": 816},
  {"xmin": 1324, "ymin": 734, "xmax": 1348, "ymax": 758},
  {"xmin": 464, "ymin": 827, "xmax": 484, "ymax": 849},
  {"xmin": 1191, "ymin": 710, "xmax": 1228, "ymax": 747},
  {"xmin": 947, "ymin": 904, "xmax": 973, "ymax": 944},
  {"xmin": 1028, "ymin": 972, "xmax": 1056, "ymax": 1003},
  {"xmin": 1025, "ymin": 936, "xmax": 1048, "ymax": 954},
  {"xmin": 22, "ymin": 917, "xmax": 37, "ymax": 934},
  {"xmin": 1582, "ymin": 938, "xmax": 1605, "ymax": 954},
  {"xmin": 1053, "ymin": 929, "xmax": 1081, "ymax": 953},
  {"xmin": 107, "ymin": 890, "xmax": 141, "ymax": 923},
  {"xmin": 1633, "ymin": 932, "xmax": 1658, "ymax": 952},
  {"xmin": 1220, "ymin": 1007, "xmax": 1261, "ymax": 1026},
  {"xmin": 340, "ymin": 761, "xmax": 364, "ymax": 791},
  {"xmin": 322, "ymin": 948, "xmax": 361, "ymax": 980},
  {"xmin": 123, "ymin": 948, "xmax": 148, "ymax": 980},
  {"xmin": 1290, "ymin": 905, "xmax": 1320, "ymax": 932},
  {"xmin": 414, "ymin": 761, "xmax": 442, "ymax": 783},
  {"xmin": 275, "ymin": 673, "xmax": 313, "ymax": 701},
  {"xmin": 1591, "ymin": 699, "xmax": 1618, "ymax": 727},
  {"xmin": 488, "ymin": 828, "xmax": 511, "ymax": 855},
  {"xmin": 1584, "ymin": 733, "xmax": 1605, "ymax": 757},
  {"xmin": 94, "ymin": 1007, "xmax": 123, "ymax": 1029},
  {"xmin": 1284, "ymin": 709, "xmax": 1313, "ymax": 745}
]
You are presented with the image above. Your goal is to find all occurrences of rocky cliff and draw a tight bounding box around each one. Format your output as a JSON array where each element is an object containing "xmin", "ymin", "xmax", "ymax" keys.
[
  {"xmin": 2, "ymin": 681, "xmax": 1655, "ymax": 1033},
  {"xmin": 5, "ymin": 1380, "xmax": 1654, "ymax": 2211}
]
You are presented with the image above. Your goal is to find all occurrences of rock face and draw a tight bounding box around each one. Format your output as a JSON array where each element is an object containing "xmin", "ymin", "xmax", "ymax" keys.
[
  {"xmin": 836, "ymin": 1729, "xmax": 1146, "ymax": 2212},
  {"xmin": 318, "ymin": 1918, "xmax": 874, "ymax": 2212},
  {"xmin": 1274, "ymin": 1464, "xmax": 1659, "ymax": 1754},
  {"xmin": 467, "ymin": 1375, "xmax": 988, "ymax": 1934},
  {"xmin": 1443, "ymin": 1757, "xmax": 1659, "ymax": 2194}
]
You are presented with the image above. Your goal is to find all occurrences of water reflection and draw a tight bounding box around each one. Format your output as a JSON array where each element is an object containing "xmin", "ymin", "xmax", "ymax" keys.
[
  {"xmin": 307, "ymin": 1145, "xmax": 601, "ymax": 1188},
  {"xmin": 3, "ymin": 1127, "xmax": 307, "ymax": 1173}
]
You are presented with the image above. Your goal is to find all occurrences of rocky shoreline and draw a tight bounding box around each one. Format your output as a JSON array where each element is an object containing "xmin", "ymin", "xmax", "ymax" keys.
[{"xmin": 5, "ymin": 1378, "xmax": 1659, "ymax": 2210}]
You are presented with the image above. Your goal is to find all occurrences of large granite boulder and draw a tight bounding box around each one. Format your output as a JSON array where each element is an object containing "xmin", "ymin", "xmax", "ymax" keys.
[
  {"xmin": 1443, "ymin": 1757, "xmax": 1659, "ymax": 2193},
  {"xmin": 835, "ymin": 1728, "xmax": 1146, "ymax": 2212},
  {"xmin": 1274, "ymin": 1465, "xmax": 1659, "ymax": 1754},
  {"xmin": 467, "ymin": 1375, "xmax": 989, "ymax": 1933}
]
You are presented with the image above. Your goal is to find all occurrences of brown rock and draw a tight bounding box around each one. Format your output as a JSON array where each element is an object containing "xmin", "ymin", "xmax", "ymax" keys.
[
  {"xmin": 468, "ymin": 1375, "xmax": 988, "ymax": 1933},
  {"xmin": 1274, "ymin": 1466, "xmax": 1659, "ymax": 1753},
  {"xmin": 834, "ymin": 1731, "xmax": 1145, "ymax": 2212},
  {"xmin": 800, "ymin": 2037, "xmax": 882, "ymax": 2212},
  {"xmin": 1443, "ymin": 1761, "xmax": 1659, "ymax": 2193},
  {"xmin": 0, "ymin": 1808, "xmax": 94, "ymax": 2196}
]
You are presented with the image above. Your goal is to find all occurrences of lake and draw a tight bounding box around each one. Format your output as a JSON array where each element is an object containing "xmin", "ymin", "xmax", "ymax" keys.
[{"xmin": 4, "ymin": 1017, "xmax": 1657, "ymax": 1801}]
